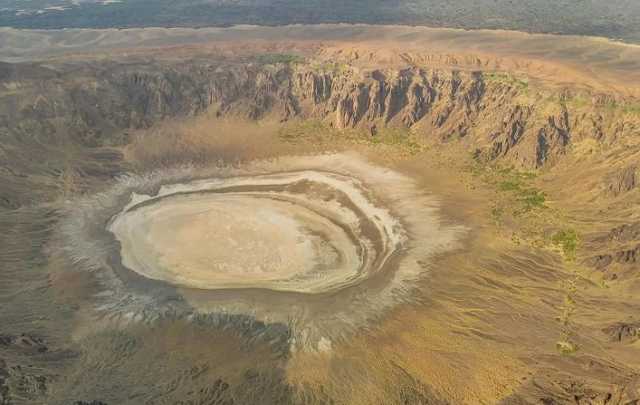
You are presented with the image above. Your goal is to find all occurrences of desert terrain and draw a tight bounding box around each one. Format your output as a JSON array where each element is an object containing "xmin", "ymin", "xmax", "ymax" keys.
[
  {"xmin": 0, "ymin": 0, "xmax": 639, "ymax": 43},
  {"xmin": 0, "ymin": 24, "xmax": 639, "ymax": 405}
]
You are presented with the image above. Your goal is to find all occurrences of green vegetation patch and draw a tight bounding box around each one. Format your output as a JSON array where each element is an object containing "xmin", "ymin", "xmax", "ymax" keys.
[
  {"xmin": 562, "ymin": 95, "xmax": 590, "ymax": 109},
  {"xmin": 493, "ymin": 167, "xmax": 546, "ymax": 213},
  {"xmin": 484, "ymin": 72, "xmax": 529, "ymax": 91},
  {"xmin": 278, "ymin": 120, "xmax": 425, "ymax": 156},
  {"xmin": 563, "ymin": 95, "xmax": 640, "ymax": 116},
  {"xmin": 608, "ymin": 101, "xmax": 640, "ymax": 116},
  {"xmin": 552, "ymin": 228, "xmax": 579, "ymax": 260},
  {"xmin": 309, "ymin": 61, "xmax": 350, "ymax": 74},
  {"xmin": 518, "ymin": 188, "xmax": 547, "ymax": 211},
  {"xmin": 255, "ymin": 53, "xmax": 305, "ymax": 65},
  {"xmin": 556, "ymin": 339, "xmax": 578, "ymax": 355},
  {"xmin": 278, "ymin": 119, "xmax": 327, "ymax": 141},
  {"xmin": 369, "ymin": 126, "xmax": 422, "ymax": 153},
  {"xmin": 622, "ymin": 102, "xmax": 640, "ymax": 115}
]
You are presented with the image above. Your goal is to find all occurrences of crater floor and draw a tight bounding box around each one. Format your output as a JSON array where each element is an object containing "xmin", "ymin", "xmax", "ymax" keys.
[{"xmin": 108, "ymin": 170, "xmax": 405, "ymax": 293}]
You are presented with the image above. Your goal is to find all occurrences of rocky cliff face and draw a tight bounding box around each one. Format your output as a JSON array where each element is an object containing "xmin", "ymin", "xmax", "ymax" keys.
[{"xmin": 1, "ymin": 58, "xmax": 639, "ymax": 208}]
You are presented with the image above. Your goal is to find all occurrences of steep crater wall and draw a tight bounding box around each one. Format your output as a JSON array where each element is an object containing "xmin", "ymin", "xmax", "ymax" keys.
[{"xmin": 0, "ymin": 57, "xmax": 639, "ymax": 210}]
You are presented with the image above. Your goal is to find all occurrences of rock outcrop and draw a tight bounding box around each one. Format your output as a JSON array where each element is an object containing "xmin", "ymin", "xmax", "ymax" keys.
[
  {"xmin": 607, "ymin": 165, "xmax": 638, "ymax": 196},
  {"xmin": 599, "ymin": 223, "xmax": 640, "ymax": 244},
  {"xmin": 586, "ymin": 222, "xmax": 640, "ymax": 273},
  {"xmin": 0, "ymin": 334, "xmax": 48, "ymax": 354},
  {"xmin": 603, "ymin": 322, "xmax": 640, "ymax": 344},
  {"xmin": 0, "ymin": 359, "xmax": 8, "ymax": 405}
]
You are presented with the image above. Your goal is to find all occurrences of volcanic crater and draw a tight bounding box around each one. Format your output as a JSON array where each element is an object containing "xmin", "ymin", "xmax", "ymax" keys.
[{"xmin": 2, "ymin": 24, "xmax": 640, "ymax": 405}]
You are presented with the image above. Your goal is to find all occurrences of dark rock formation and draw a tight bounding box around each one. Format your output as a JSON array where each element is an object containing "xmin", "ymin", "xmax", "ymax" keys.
[
  {"xmin": 603, "ymin": 322, "xmax": 640, "ymax": 344},
  {"xmin": 615, "ymin": 245, "xmax": 640, "ymax": 265},
  {"xmin": 487, "ymin": 105, "xmax": 531, "ymax": 160},
  {"xmin": 600, "ymin": 223, "xmax": 640, "ymax": 244},
  {"xmin": 0, "ymin": 334, "xmax": 48, "ymax": 354},
  {"xmin": 0, "ymin": 359, "xmax": 8, "ymax": 405},
  {"xmin": 585, "ymin": 254, "xmax": 615, "ymax": 270},
  {"xmin": 607, "ymin": 165, "xmax": 638, "ymax": 196},
  {"xmin": 587, "ymin": 222, "xmax": 640, "ymax": 273},
  {"xmin": 585, "ymin": 245, "xmax": 640, "ymax": 270}
]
